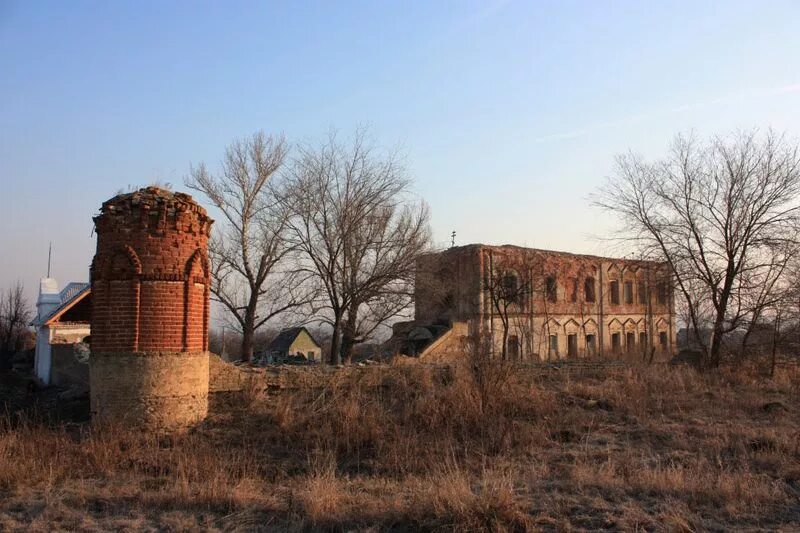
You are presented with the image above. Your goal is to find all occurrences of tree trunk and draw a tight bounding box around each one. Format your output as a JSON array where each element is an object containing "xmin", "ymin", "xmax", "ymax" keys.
[
  {"xmin": 329, "ymin": 314, "xmax": 342, "ymax": 365},
  {"xmin": 770, "ymin": 314, "xmax": 780, "ymax": 378},
  {"xmin": 739, "ymin": 328, "xmax": 753, "ymax": 360},
  {"xmin": 340, "ymin": 334, "xmax": 354, "ymax": 365},
  {"xmin": 241, "ymin": 304, "xmax": 257, "ymax": 363},
  {"xmin": 708, "ymin": 323, "xmax": 724, "ymax": 369},
  {"xmin": 501, "ymin": 326, "xmax": 509, "ymax": 361},
  {"xmin": 241, "ymin": 324, "xmax": 255, "ymax": 363},
  {"xmin": 739, "ymin": 313, "xmax": 760, "ymax": 360},
  {"xmin": 707, "ymin": 290, "xmax": 731, "ymax": 368},
  {"xmin": 340, "ymin": 304, "xmax": 358, "ymax": 365}
]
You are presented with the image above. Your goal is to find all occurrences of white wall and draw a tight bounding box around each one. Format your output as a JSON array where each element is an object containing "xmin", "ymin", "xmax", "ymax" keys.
[{"xmin": 35, "ymin": 326, "xmax": 52, "ymax": 384}]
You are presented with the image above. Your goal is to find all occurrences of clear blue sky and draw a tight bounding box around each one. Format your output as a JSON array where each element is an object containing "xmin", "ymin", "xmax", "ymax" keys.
[{"xmin": 2, "ymin": 0, "xmax": 800, "ymax": 305}]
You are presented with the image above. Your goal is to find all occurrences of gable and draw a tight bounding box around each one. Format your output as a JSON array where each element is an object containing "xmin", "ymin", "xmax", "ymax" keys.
[
  {"xmin": 622, "ymin": 318, "xmax": 639, "ymax": 331},
  {"xmin": 563, "ymin": 318, "xmax": 581, "ymax": 333},
  {"xmin": 606, "ymin": 263, "xmax": 623, "ymax": 278},
  {"xmin": 289, "ymin": 329, "xmax": 321, "ymax": 352},
  {"xmin": 33, "ymin": 284, "xmax": 91, "ymax": 327},
  {"xmin": 544, "ymin": 317, "xmax": 561, "ymax": 329},
  {"xmin": 58, "ymin": 292, "xmax": 92, "ymax": 323}
]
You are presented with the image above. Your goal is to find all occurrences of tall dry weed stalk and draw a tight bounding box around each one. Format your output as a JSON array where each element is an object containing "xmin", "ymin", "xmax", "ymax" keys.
[{"xmin": 463, "ymin": 334, "xmax": 517, "ymax": 415}]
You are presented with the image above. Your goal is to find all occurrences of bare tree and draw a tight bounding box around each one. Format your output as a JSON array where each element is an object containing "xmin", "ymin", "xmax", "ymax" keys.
[
  {"xmin": 283, "ymin": 130, "xmax": 431, "ymax": 364},
  {"xmin": 187, "ymin": 131, "xmax": 313, "ymax": 361},
  {"xmin": 0, "ymin": 282, "xmax": 32, "ymax": 370},
  {"xmin": 595, "ymin": 130, "xmax": 800, "ymax": 367},
  {"xmin": 485, "ymin": 250, "xmax": 532, "ymax": 360}
]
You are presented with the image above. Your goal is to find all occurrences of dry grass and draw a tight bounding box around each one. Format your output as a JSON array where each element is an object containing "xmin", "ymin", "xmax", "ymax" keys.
[{"xmin": 1, "ymin": 360, "xmax": 799, "ymax": 531}]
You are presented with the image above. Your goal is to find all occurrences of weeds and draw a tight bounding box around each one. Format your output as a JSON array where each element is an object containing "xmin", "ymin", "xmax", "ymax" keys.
[{"xmin": 0, "ymin": 361, "xmax": 798, "ymax": 530}]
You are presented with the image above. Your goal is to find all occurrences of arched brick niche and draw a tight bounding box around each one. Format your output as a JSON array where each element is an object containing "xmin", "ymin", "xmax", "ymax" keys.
[{"xmin": 89, "ymin": 187, "xmax": 214, "ymax": 430}]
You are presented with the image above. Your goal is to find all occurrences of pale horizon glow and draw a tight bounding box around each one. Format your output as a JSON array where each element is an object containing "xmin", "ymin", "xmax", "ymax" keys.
[{"xmin": 2, "ymin": 0, "xmax": 800, "ymax": 317}]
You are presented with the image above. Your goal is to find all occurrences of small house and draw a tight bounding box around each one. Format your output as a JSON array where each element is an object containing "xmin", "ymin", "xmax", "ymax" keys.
[
  {"xmin": 30, "ymin": 279, "xmax": 91, "ymax": 385},
  {"xmin": 259, "ymin": 327, "xmax": 322, "ymax": 364}
]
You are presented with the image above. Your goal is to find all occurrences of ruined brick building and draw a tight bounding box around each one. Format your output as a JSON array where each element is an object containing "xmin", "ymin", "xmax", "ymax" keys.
[
  {"xmin": 395, "ymin": 244, "xmax": 675, "ymax": 361},
  {"xmin": 90, "ymin": 187, "xmax": 213, "ymax": 429}
]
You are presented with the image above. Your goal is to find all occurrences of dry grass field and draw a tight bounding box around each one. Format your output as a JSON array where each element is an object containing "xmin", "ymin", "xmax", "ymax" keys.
[{"xmin": 1, "ymin": 359, "xmax": 799, "ymax": 532}]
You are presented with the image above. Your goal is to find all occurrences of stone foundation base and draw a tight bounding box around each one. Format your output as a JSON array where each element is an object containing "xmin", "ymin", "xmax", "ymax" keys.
[{"xmin": 90, "ymin": 351, "xmax": 209, "ymax": 430}]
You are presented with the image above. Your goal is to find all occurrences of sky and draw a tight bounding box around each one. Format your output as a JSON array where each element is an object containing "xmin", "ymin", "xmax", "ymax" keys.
[{"xmin": 2, "ymin": 0, "xmax": 800, "ymax": 309}]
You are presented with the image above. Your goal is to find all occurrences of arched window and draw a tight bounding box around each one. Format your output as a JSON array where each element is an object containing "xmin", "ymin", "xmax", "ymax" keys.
[
  {"xmin": 637, "ymin": 280, "xmax": 647, "ymax": 304},
  {"xmin": 545, "ymin": 276, "xmax": 557, "ymax": 302},
  {"xmin": 584, "ymin": 277, "xmax": 596, "ymax": 302},
  {"xmin": 609, "ymin": 280, "xmax": 620, "ymax": 304},
  {"xmin": 657, "ymin": 281, "xmax": 669, "ymax": 304},
  {"xmin": 570, "ymin": 277, "xmax": 578, "ymax": 302},
  {"xmin": 501, "ymin": 271, "xmax": 521, "ymax": 304}
]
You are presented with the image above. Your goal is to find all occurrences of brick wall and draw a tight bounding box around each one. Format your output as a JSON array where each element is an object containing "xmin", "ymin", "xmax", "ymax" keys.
[
  {"xmin": 411, "ymin": 244, "xmax": 676, "ymax": 361},
  {"xmin": 90, "ymin": 187, "xmax": 212, "ymax": 353}
]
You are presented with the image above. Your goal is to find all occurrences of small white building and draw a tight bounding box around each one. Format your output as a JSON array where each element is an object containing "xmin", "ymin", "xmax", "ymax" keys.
[{"xmin": 31, "ymin": 279, "xmax": 91, "ymax": 385}]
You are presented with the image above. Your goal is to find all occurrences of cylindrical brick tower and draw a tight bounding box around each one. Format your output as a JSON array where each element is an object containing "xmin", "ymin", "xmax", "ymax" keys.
[{"xmin": 89, "ymin": 187, "xmax": 214, "ymax": 430}]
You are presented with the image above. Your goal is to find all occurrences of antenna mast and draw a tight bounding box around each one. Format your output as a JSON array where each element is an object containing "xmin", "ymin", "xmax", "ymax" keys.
[
  {"xmin": 47, "ymin": 242, "xmax": 52, "ymax": 278},
  {"xmin": 450, "ymin": 230, "xmax": 456, "ymax": 248}
]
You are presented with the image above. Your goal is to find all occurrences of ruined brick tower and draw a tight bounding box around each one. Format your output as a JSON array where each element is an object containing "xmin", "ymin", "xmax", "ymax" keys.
[{"xmin": 89, "ymin": 187, "xmax": 213, "ymax": 430}]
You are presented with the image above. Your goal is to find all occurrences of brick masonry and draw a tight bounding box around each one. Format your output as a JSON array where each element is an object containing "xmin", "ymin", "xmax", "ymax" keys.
[
  {"xmin": 409, "ymin": 244, "xmax": 676, "ymax": 361},
  {"xmin": 89, "ymin": 187, "xmax": 213, "ymax": 430}
]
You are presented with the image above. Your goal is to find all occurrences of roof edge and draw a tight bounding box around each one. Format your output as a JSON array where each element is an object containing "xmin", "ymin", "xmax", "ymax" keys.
[
  {"xmin": 435, "ymin": 243, "xmax": 666, "ymax": 265},
  {"xmin": 31, "ymin": 285, "xmax": 91, "ymax": 327}
]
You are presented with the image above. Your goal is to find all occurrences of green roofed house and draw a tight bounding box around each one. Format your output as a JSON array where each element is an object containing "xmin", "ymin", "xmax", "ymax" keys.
[{"xmin": 258, "ymin": 327, "xmax": 322, "ymax": 365}]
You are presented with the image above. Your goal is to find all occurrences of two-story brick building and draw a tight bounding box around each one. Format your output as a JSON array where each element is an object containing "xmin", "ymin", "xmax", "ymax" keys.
[{"xmin": 394, "ymin": 244, "xmax": 675, "ymax": 361}]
